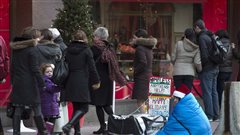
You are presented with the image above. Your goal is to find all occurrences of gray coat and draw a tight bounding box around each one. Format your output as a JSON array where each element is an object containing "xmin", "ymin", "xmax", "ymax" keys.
[{"xmin": 172, "ymin": 38, "xmax": 202, "ymax": 76}]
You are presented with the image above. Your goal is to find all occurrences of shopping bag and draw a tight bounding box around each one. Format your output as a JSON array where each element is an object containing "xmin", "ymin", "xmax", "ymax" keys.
[{"xmin": 108, "ymin": 114, "xmax": 144, "ymax": 135}]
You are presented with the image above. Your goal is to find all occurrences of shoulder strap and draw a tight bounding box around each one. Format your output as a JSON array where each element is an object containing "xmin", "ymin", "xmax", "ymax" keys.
[{"xmin": 172, "ymin": 114, "xmax": 191, "ymax": 135}]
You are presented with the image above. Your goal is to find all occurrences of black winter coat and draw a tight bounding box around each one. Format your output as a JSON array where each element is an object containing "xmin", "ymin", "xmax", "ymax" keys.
[
  {"xmin": 132, "ymin": 38, "xmax": 155, "ymax": 101},
  {"xmin": 90, "ymin": 45, "xmax": 113, "ymax": 106},
  {"xmin": 10, "ymin": 37, "xmax": 44, "ymax": 106},
  {"xmin": 64, "ymin": 41, "xmax": 99, "ymax": 103},
  {"xmin": 197, "ymin": 30, "xmax": 218, "ymax": 71},
  {"xmin": 219, "ymin": 38, "xmax": 233, "ymax": 72}
]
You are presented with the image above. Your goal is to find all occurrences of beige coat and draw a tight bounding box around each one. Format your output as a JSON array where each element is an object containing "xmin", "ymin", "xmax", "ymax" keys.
[{"xmin": 172, "ymin": 38, "xmax": 202, "ymax": 76}]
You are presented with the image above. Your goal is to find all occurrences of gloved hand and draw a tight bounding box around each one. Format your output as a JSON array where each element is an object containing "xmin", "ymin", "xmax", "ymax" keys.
[{"xmin": 92, "ymin": 82, "xmax": 101, "ymax": 90}]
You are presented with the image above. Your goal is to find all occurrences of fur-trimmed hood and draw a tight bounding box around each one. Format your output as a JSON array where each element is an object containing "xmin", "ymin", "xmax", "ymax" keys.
[
  {"xmin": 183, "ymin": 38, "xmax": 199, "ymax": 52},
  {"xmin": 10, "ymin": 37, "xmax": 38, "ymax": 50},
  {"xmin": 37, "ymin": 39, "xmax": 62, "ymax": 60},
  {"xmin": 132, "ymin": 37, "xmax": 157, "ymax": 48}
]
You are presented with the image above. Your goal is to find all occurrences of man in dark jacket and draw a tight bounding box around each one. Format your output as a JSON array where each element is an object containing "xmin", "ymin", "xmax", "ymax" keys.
[{"xmin": 194, "ymin": 19, "xmax": 219, "ymax": 121}]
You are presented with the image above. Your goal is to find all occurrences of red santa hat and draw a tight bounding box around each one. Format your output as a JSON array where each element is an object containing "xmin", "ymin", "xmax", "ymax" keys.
[{"xmin": 173, "ymin": 84, "xmax": 191, "ymax": 98}]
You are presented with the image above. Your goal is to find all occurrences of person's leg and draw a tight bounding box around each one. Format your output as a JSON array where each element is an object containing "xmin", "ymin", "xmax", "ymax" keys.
[
  {"xmin": 182, "ymin": 75, "xmax": 194, "ymax": 90},
  {"xmin": 217, "ymin": 72, "xmax": 232, "ymax": 109},
  {"xmin": 212, "ymin": 69, "xmax": 220, "ymax": 120},
  {"xmin": 13, "ymin": 107, "xmax": 23, "ymax": 135},
  {"xmin": 103, "ymin": 105, "xmax": 113, "ymax": 115},
  {"xmin": 32, "ymin": 105, "xmax": 49, "ymax": 135},
  {"xmin": 0, "ymin": 117, "xmax": 3, "ymax": 135},
  {"xmin": 173, "ymin": 75, "xmax": 184, "ymax": 89},
  {"xmin": 62, "ymin": 102, "xmax": 88, "ymax": 135},
  {"xmin": 200, "ymin": 70, "xmax": 214, "ymax": 120},
  {"xmin": 93, "ymin": 106, "xmax": 106, "ymax": 134}
]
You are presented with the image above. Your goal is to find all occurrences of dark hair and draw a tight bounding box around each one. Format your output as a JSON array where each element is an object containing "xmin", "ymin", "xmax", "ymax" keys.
[
  {"xmin": 184, "ymin": 28, "xmax": 196, "ymax": 43},
  {"xmin": 194, "ymin": 19, "xmax": 205, "ymax": 30},
  {"xmin": 41, "ymin": 29, "xmax": 53, "ymax": 41},
  {"xmin": 134, "ymin": 29, "xmax": 148, "ymax": 38},
  {"xmin": 215, "ymin": 29, "xmax": 229, "ymax": 39}
]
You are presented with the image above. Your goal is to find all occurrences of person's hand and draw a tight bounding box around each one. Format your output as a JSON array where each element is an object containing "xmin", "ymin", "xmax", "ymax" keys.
[
  {"xmin": 0, "ymin": 79, "xmax": 6, "ymax": 84},
  {"xmin": 92, "ymin": 82, "xmax": 101, "ymax": 90},
  {"xmin": 231, "ymin": 43, "xmax": 236, "ymax": 49}
]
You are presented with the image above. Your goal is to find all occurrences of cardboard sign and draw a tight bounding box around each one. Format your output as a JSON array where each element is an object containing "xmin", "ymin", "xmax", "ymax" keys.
[
  {"xmin": 149, "ymin": 77, "xmax": 172, "ymax": 96},
  {"xmin": 148, "ymin": 95, "xmax": 170, "ymax": 117}
]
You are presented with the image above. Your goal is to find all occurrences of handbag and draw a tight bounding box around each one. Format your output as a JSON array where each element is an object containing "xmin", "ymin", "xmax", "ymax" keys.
[{"xmin": 52, "ymin": 56, "xmax": 69, "ymax": 86}]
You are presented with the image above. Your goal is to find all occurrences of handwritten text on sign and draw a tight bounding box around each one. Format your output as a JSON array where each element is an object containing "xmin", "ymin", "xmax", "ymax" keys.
[
  {"xmin": 149, "ymin": 77, "xmax": 171, "ymax": 95},
  {"xmin": 148, "ymin": 96, "xmax": 170, "ymax": 117}
]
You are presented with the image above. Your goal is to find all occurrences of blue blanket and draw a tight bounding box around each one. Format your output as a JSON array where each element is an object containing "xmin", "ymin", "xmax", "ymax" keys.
[{"xmin": 156, "ymin": 93, "xmax": 212, "ymax": 135}]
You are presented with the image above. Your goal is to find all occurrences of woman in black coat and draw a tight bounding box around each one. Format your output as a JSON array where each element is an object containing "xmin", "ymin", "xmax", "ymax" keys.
[
  {"xmin": 131, "ymin": 29, "xmax": 157, "ymax": 113},
  {"xmin": 90, "ymin": 27, "xmax": 126, "ymax": 134},
  {"xmin": 10, "ymin": 27, "xmax": 49, "ymax": 135},
  {"xmin": 62, "ymin": 30, "xmax": 100, "ymax": 135}
]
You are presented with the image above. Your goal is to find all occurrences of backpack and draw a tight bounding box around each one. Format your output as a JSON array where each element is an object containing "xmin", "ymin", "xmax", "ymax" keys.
[
  {"xmin": 207, "ymin": 32, "xmax": 228, "ymax": 64},
  {"xmin": 0, "ymin": 36, "xmax": 9, "ymax": 80}
]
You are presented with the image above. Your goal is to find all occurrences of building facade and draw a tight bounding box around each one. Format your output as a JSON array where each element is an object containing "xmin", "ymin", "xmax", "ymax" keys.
[{"xmin": 0, "ymin": 0, "xmax": 239, "ymax": 106}]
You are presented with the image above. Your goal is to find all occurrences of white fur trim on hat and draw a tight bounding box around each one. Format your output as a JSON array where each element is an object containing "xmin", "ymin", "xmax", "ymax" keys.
[
  {"xmin": 48, "ymin": 28, "xmax": 60, "ymax": 39},
  {"xmin": 173, "ymin": 91, "xmax": 185, "ymax": 98},
  {"xmin": 50, "ymin": 64, "xmax": 55, "ymax": 69}
]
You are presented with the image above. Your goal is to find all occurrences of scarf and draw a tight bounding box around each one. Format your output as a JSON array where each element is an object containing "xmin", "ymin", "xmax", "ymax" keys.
[{"xmin": 93, "ymin": 40, "xmax": 127, "ymax": 86}]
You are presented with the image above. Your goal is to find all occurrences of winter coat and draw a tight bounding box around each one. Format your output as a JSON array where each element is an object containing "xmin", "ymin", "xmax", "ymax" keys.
[
  {"xmin": 0, "ymin": 36, "xmax": 10, "ymax": 80},
  {"xmin": 53, "ymin": 36, "xmax": 67, "ymax": 52},
  {"xmin": 219, "ymin": 38, "xmax": 233, "ymax": 72},
  {"xmin": 90, "ymin": 43, "xmax": 114, "ymax": 106},
  {"xmin": 10, "ymin": 37, "xmax": 44, "ymax": 106},
  {"xmin": 40, "ymin": 76, "xmax": 61, "ymax": 117},
  {"xmin": 132, "ymin": 37, "xmax": 157, "ymax": 101},
  {"xmin": 197, "ymin": 30, "xmax": 218, "ymax": 71},
  {"xmin": 64, "ymin": 41, "xmax": 99, "ymax": 103},
  {"xmin": 172, "ymin": 38, "xmax": 202, "ymax": 76},
  {"xmin": 156, "ymin": 93, "xmax": 212, "ymax": 135},
  {"xmin": 36, "ymin": 40, "xmax": 62, "ymax": 66}
]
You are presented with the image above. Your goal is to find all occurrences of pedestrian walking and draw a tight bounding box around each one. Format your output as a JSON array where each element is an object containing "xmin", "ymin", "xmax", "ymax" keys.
[
  {"xmin": 232, "ymin": 31, "xmax": 240, "ymax": 81},
  {"xmin": 62, "ymin": 30, "xmax": 100, "ymax": 135},
  {"xmin": 10, "ymin": 27, "xmax": 49, "ymax": 135},
  {"xmin": 39, "ymin": 63, "xmax": 61, "ymax": 134},
  {"xmin": 90, "ymin": 27, "xmax": 126, "ymax": 134}
]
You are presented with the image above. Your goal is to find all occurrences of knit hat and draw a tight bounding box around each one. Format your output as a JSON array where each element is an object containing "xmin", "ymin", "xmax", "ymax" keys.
[
  {"xmin": 48, "ymin": 28, "xmax": 60, "ymax": 39},
  {"xmin": 173, "ymin": 84, "xmax": 191, "ymax": 98}
]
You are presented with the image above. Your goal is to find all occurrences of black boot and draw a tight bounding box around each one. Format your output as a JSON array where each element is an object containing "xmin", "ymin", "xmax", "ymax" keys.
[
  {"xmin": 62, "ymin": 111, "xmax": 85, "ymax": 135},
  {"xmin": 93, "ymin": 123, "xmax": 107, "ymax": 134},
  {"xmin": 34, "ymin": 116, "xmax": 49, "ymax": 135},
  {"xmin": 74, "ymin": 121, "xmax": 81, "ymax": 135},
  {"xmin": 13, "ymin": 115, "xmax": 21, "ymax": 135},
  {"xmin": 0, "ymin": 118, "xmax": 4, "ymax": 135}
]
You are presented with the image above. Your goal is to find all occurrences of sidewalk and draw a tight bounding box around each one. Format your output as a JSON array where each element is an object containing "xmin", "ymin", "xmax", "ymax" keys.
[{"xmin": 2, "ymin": 121, "xmax": 219, "ymax": 135}]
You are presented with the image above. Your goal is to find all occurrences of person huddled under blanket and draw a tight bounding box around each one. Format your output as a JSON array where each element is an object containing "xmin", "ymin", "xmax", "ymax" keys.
[{"xmin": 156, "ymin": 84, "xmax": 212, "ymax": 135}]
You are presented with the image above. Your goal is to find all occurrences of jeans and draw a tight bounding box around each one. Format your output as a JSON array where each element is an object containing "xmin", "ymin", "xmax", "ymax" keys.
[
  {"xmin": 217, "ymin": 72, "xmax": 232, "ymax": 109},
  {"xmin": 199, "ymin": 68, "xmax": 219, "ymax": 120}
]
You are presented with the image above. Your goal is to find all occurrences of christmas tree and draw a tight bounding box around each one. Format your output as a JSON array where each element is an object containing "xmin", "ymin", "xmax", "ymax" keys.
[{"xmin": 53, "ymin": 0, "xmax": 95, "ymax": 44}]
